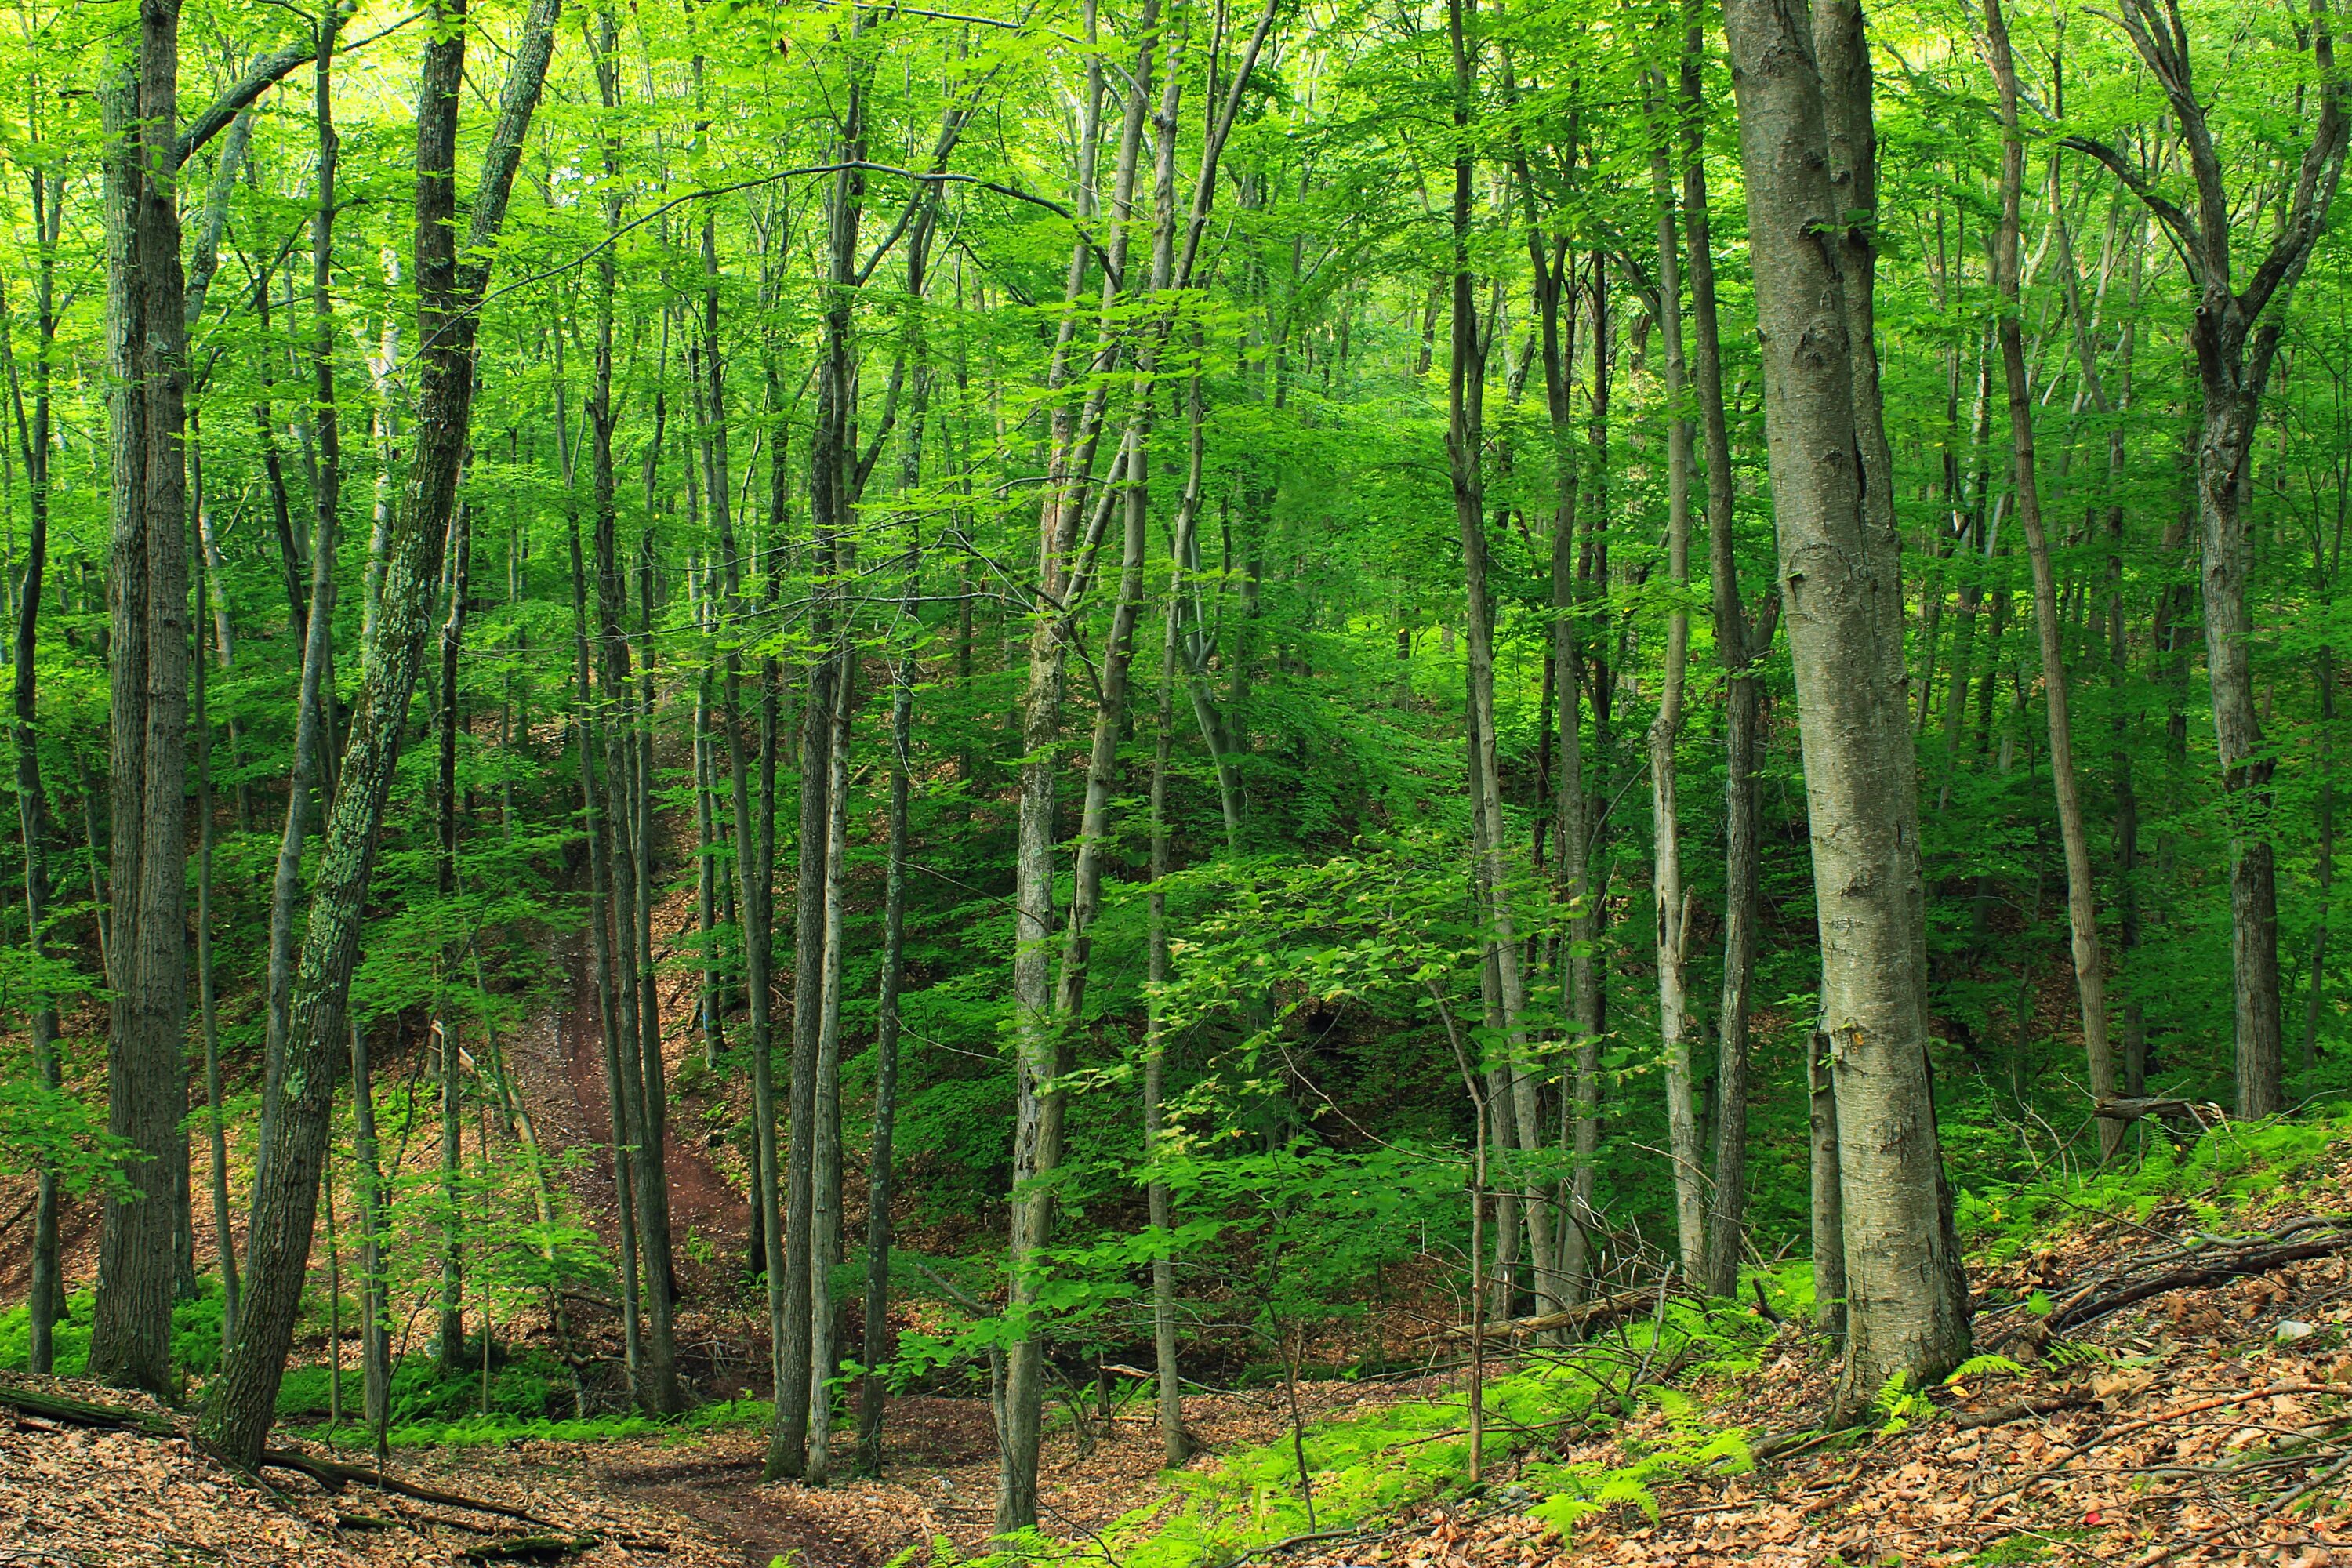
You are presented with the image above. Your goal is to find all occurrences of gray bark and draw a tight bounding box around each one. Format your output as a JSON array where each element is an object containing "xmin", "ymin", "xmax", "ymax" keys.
[{"xmin": 1721, "ymin": 0, "xmax": 1971, "ymax": 1415}]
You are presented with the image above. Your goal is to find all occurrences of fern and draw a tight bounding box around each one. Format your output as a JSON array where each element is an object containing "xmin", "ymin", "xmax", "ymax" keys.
[
  {"xmin": 2043, "ymin": 1338, "xmax": 2114, "ymax": 1370},
  {"xmin": 1947, "ymin": 1354, "xmax": 2028, "ymax": 1385}
]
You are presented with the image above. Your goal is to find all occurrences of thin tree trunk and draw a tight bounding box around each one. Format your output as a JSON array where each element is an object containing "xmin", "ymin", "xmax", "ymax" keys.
[
  {"xmin": 1646, "ymin": 81, "xmax": 1704, "ymax": 1276},
  {"xmin": 347, "ymin": 1014, "xmax": 390, "ymax": 1464},
  {"xmin": 434, "ymin": 505, "xmax": 470, "ymax": 1373},
  {"xmin": 1983, "ymin": 0, "xmax": 2118, "ymax": 1159},
  {"xmin": 568, "ymin": 504, "xmax": 644, "ymax": 1403},
  {"xmin": 1145, "ymin": 602, "xmax": 1188, "ymax": 1468},
  {"xmin": 1808, "ymin": 1027, "xmax": 1845, "ymax": 1335},
  {"xmin": 8, "ymin": 162, "xmax": 63, "ymax": 1373},
  {"xmin": 1682, "ymin": 4, "xmax": 1771, "ymax": 1300},
  {"xmin": 257, "ymin": 11, "xmax": 347, "ymax": 1188},
  {"xmin": 806, "ymin": 635, "xmax": 855, "ymax": 1486},
  {"xmin": 194, "ymin": 532, "xmax": 235, "ymax": 1347}
]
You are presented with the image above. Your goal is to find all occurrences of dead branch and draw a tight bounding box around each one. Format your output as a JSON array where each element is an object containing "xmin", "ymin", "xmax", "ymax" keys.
[{"xmin": 254, "ymin": 1447, "xmax": 560, "ymax": 1529}]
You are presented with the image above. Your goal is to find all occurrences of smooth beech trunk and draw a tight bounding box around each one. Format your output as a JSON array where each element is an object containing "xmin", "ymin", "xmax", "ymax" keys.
[
  {"xmin": 1646, "ymin": 89, "xmax": 1703, "ymax": 1277},
  {"xmin": 1721, "ymin": 0, "xmax": 1970, "ymax": 1416}
]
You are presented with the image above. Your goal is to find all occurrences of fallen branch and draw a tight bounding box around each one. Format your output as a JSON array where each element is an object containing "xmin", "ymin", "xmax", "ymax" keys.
[
  {"xmin": 1438, "ymin": 1289, "xmax": 1662, "ymax": 1339},
  {"xmin": 458, "ymin": 1536, "xmax": 601, "ymax": 1564},
  {"xmin": 2128, "ymin": 1445, "xmax": 2352, "ymax": 1568},
  {"xmin": 2092, "ymin": 1097, "xmax": 2223, "ymax": 1131},
  {"xmin": 255, "ymin": 1446, "xmax": 559, "ymax": 1528},
  {"xmin": 1951, "ymin": 1392, "xmax": 2096, "ymax": 1430},
  {"xmin": 2042, "ymin": 1220, "xmax": 2352, "ymax": 1334},
  {"xmin": 1975, "ymin": 1382, "xmax": 2341, "ymax": 1513}
]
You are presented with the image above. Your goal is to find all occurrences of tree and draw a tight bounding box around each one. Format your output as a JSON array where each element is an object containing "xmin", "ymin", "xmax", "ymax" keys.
[{"xmin": 1719, "ymin": 0, "xmax": 1972, "ymax": 1415}]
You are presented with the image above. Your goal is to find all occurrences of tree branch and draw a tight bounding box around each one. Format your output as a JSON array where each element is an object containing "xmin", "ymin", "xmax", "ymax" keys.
[
  {"xmin": 172, "ymin": 4, "xmax": 385, "ymax": 170},
  {"xmin": 2059, "ymin": 133, "xmax": 2202, "ymax": 287}
]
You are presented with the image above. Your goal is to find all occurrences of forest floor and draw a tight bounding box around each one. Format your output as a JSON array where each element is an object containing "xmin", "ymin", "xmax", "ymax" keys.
[
  {"xmin": 9, "ymin": 1130, "xmax": 2352, "ymax": 1567},
  {"xmin": 0, "ymin": 1369, "xmax": 1443, "ymax": 1566}
]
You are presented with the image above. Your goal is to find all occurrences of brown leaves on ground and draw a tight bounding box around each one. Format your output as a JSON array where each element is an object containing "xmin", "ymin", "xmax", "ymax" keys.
[
  {"xmin": 1292, "ymin": 1149, "xmax": 2352, "ymax": 1568},
  {"xmin": 0, "ymin": 1374, "xmax": 734, "ymax": 1568}
]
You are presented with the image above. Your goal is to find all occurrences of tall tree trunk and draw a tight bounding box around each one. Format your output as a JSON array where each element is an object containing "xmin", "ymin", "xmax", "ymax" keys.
[
  {"xmin": 568, "ymin": 503, "xmax": 644, "ymax": 1403},
  {"xmin": 1982, "ymin": 0, "xmax": 2119, "ymax": 1156},
  {"xmin": 434, "ymin": 506, "xmax": 470, "ymax": 1373},
  {"xmin": 996, "ymin": 0, "xmax": 1112, "ymax": 1523},
  {"xmin": 2074, "ymin": 0, "xmax": 2347, "ymax": 1116},
  {"xmin": 1646, "ymin": 82, "xmax": 1703, "ymax": 1276},
  {"xmin": 1145, "ymin": 604, "xmax": 1188, "ymax": 1467},
  {"xmin": 1721, "ymin": 0, "xmax": 1971, "ymax": 1416},
  {"xmin": 198, "ymin": 0, "xmax": 562, "ymax": 1465},
  {"xmin": 702, "ymin": 156, "xmax": 787, "ymax": 1475},
  {"xmin": 257, "ymin": 10, "xmax": 347, "ymax": 1189},
  {"xmin": 806, "ymin": 637, "xmax": 855, "ymax": 1486},
  {"xmin": 347, "ymin": 1014, "xmax": 390, "ymax": 1461},
  {"xmin": 194, "ymin": 533, "xmax": 234, "ymax": 1348},
  {"xmin": 90, "ymin": 0, "xmax": 193, "ymax": 1396},
  {"xmin": 1682, "ymin": 5, "xmax": 1773, "ymax": 1300},
  {"xmin": 9, "ymin": 162, "xmax": 63, "ymax": 1373}
]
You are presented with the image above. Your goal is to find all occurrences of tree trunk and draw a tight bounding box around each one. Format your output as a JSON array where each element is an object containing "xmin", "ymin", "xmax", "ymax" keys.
[
  {"xmin": 347, "ymin": 1014, "xmax": 390, "ymax": 1464},
  {"xmin": 194, "ymin": 534, "xmax": 235, "ymax": 1348},
  {"xmin": 1808, "ymin": 1028, "xmax": 1845, "ymax": 1335},
  {"xmin": 434, "ymin": 505, "xmax": 470, "ymax": 1374},
  {"xmin": 257, "ymin": 12, "xmax": 347, "ymax": 1189},
  {"xmin": 1145, "ymin": 604, "xmax": 1189, "ymax": 1468},
  {"xmin": 806, "ymin": 636, "xmax": 855, "ymax": 1486},
  {"xmin": 1721, "ymin": 0, "xmax": 1971, "ymax": 1415},
  {"xmin": 197, "ymin": 0, "xmax": 562, "ymax": 1465},
  {"xmin": 90, "ymin": 0, "xmax": 193, "ymax": 1398},
  {"xmin": 1682, "ymin": 5, "xmax": 1771, "ymax": 1299},
  {"xmin": 9, "ymin": 162, "xmax": 63, "ymax": 1374},
  {"xmin": 1646, "ymin": 84, "xmax": 1703, "ymax": 1277},
  {"xmin": 1982, "ymin": 0, "xmax": 2119, "ymax": 1159}
]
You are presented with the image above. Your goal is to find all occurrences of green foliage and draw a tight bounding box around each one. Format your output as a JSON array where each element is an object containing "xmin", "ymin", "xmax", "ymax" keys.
[{"xmin": 1953, "ymin": 1109, "xmax": 2352, "ymax": 1265}]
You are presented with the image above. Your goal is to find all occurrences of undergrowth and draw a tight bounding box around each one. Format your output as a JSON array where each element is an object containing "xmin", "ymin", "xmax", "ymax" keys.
[
  {"xmin": 931, "ymin": 1298, "xmax": 1777, "ymax": 1568},
  {"xmin": 1954, "ymin": 1102, "xmax": 2352, "ymax": 1264}
]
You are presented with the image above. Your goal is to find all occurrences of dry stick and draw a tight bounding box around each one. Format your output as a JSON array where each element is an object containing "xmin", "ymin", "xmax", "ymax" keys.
[
  {"xmin": 2127, "ymin": 1445, "xmax": 2352, "ymax": 1568},
  {"xmin": 1976, "ymin": 1383, "xmax": 2343, "ymax": 1513}
]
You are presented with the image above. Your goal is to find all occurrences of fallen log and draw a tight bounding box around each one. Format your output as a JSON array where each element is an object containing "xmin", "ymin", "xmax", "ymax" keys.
[
  {"xmin": 1438, "ymin": 1288, "xmax": 1661, "ymax": 1339},
  {"xmin": 2092, "ymin": 1097, "xmax": 2223, "ymax": 1131},
  {"xmin": 0, "ymin": 1385, "xmax": 180, "ymax": 1439},
  {"xmin": 458, "ymin": 1535, "xmax": 601, "ymax": 1563}
]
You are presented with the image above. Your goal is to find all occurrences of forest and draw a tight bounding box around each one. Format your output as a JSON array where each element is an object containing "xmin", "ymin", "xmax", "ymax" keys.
[{"xmin": 0, "ymin": 0, "xmax": 2347, "ymax": 1555}]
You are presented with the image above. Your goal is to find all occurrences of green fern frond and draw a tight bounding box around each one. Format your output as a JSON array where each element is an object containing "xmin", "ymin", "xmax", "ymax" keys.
[{"xmin": 1947, "ymin": 1354, "xmax": 2028, "ymax": 1385}]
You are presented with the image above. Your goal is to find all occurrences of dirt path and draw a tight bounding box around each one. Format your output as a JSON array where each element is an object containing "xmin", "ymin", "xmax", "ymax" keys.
[
  {"xmin": 509, "ymin": 931, "xmax": 750, "ymax": 1286},
  {"xmin": 593, "ymin": 1455, "xmax": 870, "ymax": 1568}
]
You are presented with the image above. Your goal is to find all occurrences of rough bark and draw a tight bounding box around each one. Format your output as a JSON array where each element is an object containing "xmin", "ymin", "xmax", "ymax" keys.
[
  {"xmin": 90, "ymin": 0, "xmax": 192, "ymax": 1398},
  {"xmin": 197, "ymin": 0, "xmax": 562, "ymax": 1465}
]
